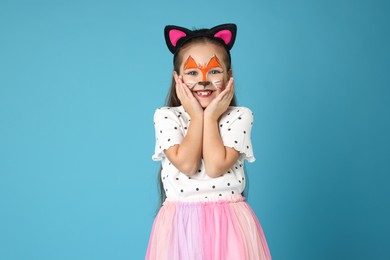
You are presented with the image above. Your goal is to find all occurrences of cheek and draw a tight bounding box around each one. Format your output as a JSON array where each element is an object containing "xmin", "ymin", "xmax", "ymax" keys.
[
  {"xmin": 182, "ymin": 75, "xmax": 201, "ymax": 89},
  {"xmin": 213, "ymin": 75, "xmax": 229, "ymax": 89}
]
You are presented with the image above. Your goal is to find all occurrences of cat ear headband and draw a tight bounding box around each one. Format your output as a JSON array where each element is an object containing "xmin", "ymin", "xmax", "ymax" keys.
[{"xmin": 164, "ymin": 23, "xmax": 237, "ymax": 54}]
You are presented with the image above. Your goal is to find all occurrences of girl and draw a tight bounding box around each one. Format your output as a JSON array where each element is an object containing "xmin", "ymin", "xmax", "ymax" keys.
[{"xmin": 146, "ymin": 24, "xmax": 271, "ymax": 260}]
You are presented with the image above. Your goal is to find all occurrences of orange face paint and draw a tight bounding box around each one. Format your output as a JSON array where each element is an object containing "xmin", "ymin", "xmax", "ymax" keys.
[{"xmin": 184, "ymin": 55, "xmax": 222, "ymax": 82}]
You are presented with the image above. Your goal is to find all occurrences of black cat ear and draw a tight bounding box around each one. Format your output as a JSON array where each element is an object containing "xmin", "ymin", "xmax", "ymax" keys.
[
  {"xmin": 164, "ymin": 24, "xmax": 237, "ymax": 54},
  {"xmin": 208, "ymin": 24, "xmax": 237, "ymax": 50},
  {"xmin": 164, "ymin": 25, "xmax": 192, "ymax": 54}
]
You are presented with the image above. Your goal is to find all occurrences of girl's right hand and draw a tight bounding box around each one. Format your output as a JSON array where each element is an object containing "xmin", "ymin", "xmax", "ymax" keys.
[{"xmin": 175, "ymin": 75, "xmax": 203, "ymax": 119}]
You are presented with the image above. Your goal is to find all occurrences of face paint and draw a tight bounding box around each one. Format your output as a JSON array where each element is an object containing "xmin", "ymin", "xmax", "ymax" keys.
[
  {"xmin": 211, "ymin": 80, "xmax": 223, "ymax": 89},
  {"xmin": 183, "ymin": 55, "xmax": 225, "ymax": 89}
]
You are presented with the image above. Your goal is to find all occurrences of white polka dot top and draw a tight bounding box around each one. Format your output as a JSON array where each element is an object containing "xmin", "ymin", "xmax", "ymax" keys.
[{"xmin": 152, "ymin": 106, "xmax": 255, "ymax": 201}]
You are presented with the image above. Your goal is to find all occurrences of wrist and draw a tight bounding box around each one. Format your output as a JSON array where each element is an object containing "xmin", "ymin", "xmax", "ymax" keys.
[
  {"xmin": 203, "ymin": 114, "xmax": 218, "ymax": 124},
  {"xmin": 189, "ymin": 113, "xmax": 204, "ymax": 122},
  {"xmin": 204, "ymin": 110, "xmax": 219, "ymax": 122}
]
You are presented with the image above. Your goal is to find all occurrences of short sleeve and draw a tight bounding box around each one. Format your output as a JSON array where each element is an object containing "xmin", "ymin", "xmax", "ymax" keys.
[
  {"xmin": 152, "ymin": 107, "xmax": 184, "ymax": 161},
  {"xmin": 220, "ymin": 107, "xmax": 256, "ymax": 163}
]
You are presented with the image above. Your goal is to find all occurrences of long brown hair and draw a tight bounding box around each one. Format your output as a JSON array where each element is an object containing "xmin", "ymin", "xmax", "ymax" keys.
[{"xmin": 157, "ymin": 35, "xmax": 238, "ymax": 207}]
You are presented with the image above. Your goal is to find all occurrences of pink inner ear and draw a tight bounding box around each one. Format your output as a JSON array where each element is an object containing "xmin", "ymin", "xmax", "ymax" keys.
[
  {"xmin": 214, "ymin": 30, "xmax": 232, "ymax": 45},
  {"xmin": 169, "ymin": 30, "xmax": 187, "ymax": 47}
]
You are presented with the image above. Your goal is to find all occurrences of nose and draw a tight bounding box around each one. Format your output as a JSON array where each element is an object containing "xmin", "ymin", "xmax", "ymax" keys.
[{"xmin": 198, "ymin": 81, "xmax": 210, "ymax": 87}]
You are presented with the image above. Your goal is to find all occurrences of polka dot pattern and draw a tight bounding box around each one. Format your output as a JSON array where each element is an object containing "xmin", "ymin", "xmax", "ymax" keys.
[{"xmin": 152, "ymin": 106, "xmax": 256, "ymax": 200}]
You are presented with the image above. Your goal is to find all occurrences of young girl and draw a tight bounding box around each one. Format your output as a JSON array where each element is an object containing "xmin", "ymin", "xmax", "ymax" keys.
[{"xmin": 146, "ymin": 23, "xmax": 271, "ymax": 260}]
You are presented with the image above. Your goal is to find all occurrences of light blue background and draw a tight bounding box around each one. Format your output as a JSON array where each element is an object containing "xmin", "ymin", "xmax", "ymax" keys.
[{"xmin": 1, "ymin": 0, "xmax": 389, "ymax": 259}]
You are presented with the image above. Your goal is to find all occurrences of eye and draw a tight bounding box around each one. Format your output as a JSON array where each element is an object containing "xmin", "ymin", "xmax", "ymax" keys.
[
  {"xmin": 210, "ymin": 69, "xmax": 222, "ymax": 75},
  {"xmin": 185, "ymin": 70, "xmax": 198, "ymax": 76}
]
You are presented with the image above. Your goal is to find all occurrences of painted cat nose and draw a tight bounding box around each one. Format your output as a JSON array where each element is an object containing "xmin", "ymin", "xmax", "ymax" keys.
[{"xmin": 198, "ymin": 81, "xmax": 210, "ymax": 87}]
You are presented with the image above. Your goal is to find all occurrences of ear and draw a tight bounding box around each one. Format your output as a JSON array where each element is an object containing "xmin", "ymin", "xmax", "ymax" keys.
[
  {"xmin": 209, "ymin": 24, "xmax": 237, "ymax": 50},
  {"xmin": 173, "ymin": 71, "xmax": 179, "ymax": 83},
  {"xmin": 164, "ymin": 25, "xmax": 192, "ymax": 54},
  {"xmin": 228, "ymin": 69, "xmax": 233, "ymax": 78}
]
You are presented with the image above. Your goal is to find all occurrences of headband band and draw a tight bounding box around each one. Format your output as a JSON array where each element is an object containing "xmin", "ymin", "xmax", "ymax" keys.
[{"xmin": 164, "ymin": 23, "xmax": 237, "ymax": 54}]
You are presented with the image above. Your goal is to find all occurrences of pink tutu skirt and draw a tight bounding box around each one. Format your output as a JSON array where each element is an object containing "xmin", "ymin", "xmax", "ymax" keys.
[{"xmin": 146, "ymin": 195, "xmax": 271, "ymax": 260}]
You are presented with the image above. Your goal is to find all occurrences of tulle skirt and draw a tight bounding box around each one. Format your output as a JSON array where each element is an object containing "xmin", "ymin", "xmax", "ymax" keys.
[{"xmin": 146, "ymin": 195, "xmax": 271, "ymax": 260}]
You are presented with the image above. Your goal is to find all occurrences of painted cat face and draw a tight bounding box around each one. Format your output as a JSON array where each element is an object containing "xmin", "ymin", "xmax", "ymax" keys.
[
  {"xmin": 182, "ymin": 55, "xmax": 224, "ymax": 90},
  {"xmin": 177, "ymin": 42, "xmax": 231, "ymax": 108}
]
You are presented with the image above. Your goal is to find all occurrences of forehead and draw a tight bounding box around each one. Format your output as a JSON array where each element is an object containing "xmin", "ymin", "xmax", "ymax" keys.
[{"xmin": 180, "ymin": 42, "xmax": 227, "ymax": 68}]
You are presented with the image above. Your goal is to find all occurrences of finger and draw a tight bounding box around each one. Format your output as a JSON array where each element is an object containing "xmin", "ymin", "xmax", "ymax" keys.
[
  {"xmin": 180, "ymin": 78, "xmax": 197, "ymax": 101},
  {"xmin": 227, "ymin": 78, "xmax": 235, "ymax": 100},
  {"xmin": 176, "ymin": 80, "xmax": 185, "ymax": 101},
  {"xmin": 215, "ymin": 86, "xmax": 232, "ymax": 107},
  {"xmin": 218, "ymin": 79, "xmax": 233, "ymax": 100},
  {"xmin": 222, "ymin": 78, "xmax": 234, "ymax": 101},
  {"xmin": 176, "ymin": 85, "xmax": 183, "ymax": 102}
]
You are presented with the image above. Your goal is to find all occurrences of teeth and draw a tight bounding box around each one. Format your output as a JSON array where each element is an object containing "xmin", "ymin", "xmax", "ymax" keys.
[{"xmin": 197, "ymin": 91, "xmax": 212, "ymax": 96}]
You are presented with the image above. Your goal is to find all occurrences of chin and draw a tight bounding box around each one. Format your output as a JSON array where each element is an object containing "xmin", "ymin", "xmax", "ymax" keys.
[
  {"xmin": 198, "ymin": 100, "xmax": 211, "ymax": 108},
  {"xmin": 196, "ymin": 95, "xmax": 218, "ymax": 109}
]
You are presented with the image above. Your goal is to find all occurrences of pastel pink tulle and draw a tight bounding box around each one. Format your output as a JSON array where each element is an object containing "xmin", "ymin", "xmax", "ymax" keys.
[{"xmin": 146, "ymin": 196, "xmax": 271, "ymax": 260}]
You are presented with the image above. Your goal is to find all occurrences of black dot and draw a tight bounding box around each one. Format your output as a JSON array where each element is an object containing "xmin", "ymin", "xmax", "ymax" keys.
[
  {"xmin": 184, "ymin": 127, "xmax": 187, "ymax": 130},
  {"xmin": 237, "ymin": 110, "xmax": 240, "ymax": 112},
  {"xmin": 228, "ymin": 113, "xmax": 230, "ymax": 115},
  {"xmin": 163, "ymin": 176, "xmax": 165, "ymax": 180},
  {"xmin": 235, "ymin": 166, "xmax": 238, "ymax": 169},
  {"xmin": 239, "ymin": 164, "xmax": 242, "ymax": 167},
  {"xmin": 174, "ymin": 127, "xmax": 177, "ymax": 130},
  {"xmin": 181, "ymin": 189, "xmax": 184, "ymax": 192},
  {"xmin": 164, "ymin": 116, "xmax": 168, "ymax": 119},
  {"xmin": 165, "ymin": 189, "xmax": 168, "ymax": 192},
  {"xmin": 220, "ymin": 124, "xmax": 223, "ymax": 127},
  {"xmin": 232, "ymin": 191, "xmax": 235, "ymax": 194},
  {"xmin": 188, "ymin": 176, "xmax": 191, "ymax": 179},
  {"xmin": 226, "ymin": 121, "xmax": 229, "ymax": 123},
  {"xmin": 212, "ymin": 185, "xmax": 215, "ymax": 189},
  {"xmin": 247, "ymin": 146, "xmax": 249, "ymax": 149},
  {"xmin": 219, "ymin": 194, "xmax": 222, "ymax": 196},
  {"xmin": 159, "ymin": 146, "xmax": 161, "ymax": 149},
  {"xmin": 227, "ymin": 183, "xmax": 230, "ymax": 186},
  {"xmin": 198, "ymin": 169, "xmax": 201, "ymax": 172},
  {"xmin": 238, "ymin": 117, "xmax": 242, "ymax": 120},
  {"xmin": 176, "ymin": 178, "xmax": 179, "ymax": 180},
  {"xmin": 242, "ymin": 177, "xmax": 245, "ymax": 180},
  {"xmin": 179, "ymin": 112, "xmax": 182, "ymax": 114},
  {"xmin": 239, "ymin": 180, "xmax": 241, "ymax": 183},
  {"xmin": 228, "ymin": 128, "xmax": 231, "ymax": 131},
  {"xmin": 178, "ymin": 115, "xmax": 181, "ymax": 118},
  {"xmin": 243, "ymin": 131, "xmax": 246, "ymax": 134},
  {"xmin": 196, "ymin": 188, "xmax": 199, "ymax": 191},
  {"xmin": 234, "ymin": 140, "xmax": 238, "ymax": 143},
  {"xmin": 168, "ymin": 138, "xmax": 171, "ymax": 142},
  {"xmin": 228, "ymin": 171, "xmax": 231, "ymax": 173},
  {"xmin": 160, "ymin": 130, "xmax": 162, "ymax": 133}
]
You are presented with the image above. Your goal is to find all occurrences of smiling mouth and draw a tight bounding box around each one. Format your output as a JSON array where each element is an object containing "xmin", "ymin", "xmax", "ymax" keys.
[{"xmin": 193, "ymin": 90, "xmax": 214, "ymax": 97}]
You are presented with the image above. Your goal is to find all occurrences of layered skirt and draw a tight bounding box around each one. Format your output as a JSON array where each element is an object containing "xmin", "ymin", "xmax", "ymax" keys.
[{"xmin": 146, "ymin": 195, "xmax": 271, "ymax": 260}]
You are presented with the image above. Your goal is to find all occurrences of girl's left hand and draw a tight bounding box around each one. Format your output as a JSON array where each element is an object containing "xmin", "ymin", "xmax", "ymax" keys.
[{"xmin": 204, "ymin": 77, "xmax": 234, "ymax": 121}]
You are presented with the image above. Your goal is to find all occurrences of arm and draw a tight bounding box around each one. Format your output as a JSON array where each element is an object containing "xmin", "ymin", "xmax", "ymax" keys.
[
  {"xmin": 203, "ymin": 118, "xmax": 239, "ymax": 178},
  {"xmin": 164, "ymin": 117, "xmax": 203, "ymax": 176},
  {"xmin": 203, "ymin": 78, "xmax": 239, "ymax": 178},
  {"xmin": 164, "ymin": 75, "xmax": 203, "ymax": 176}
]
